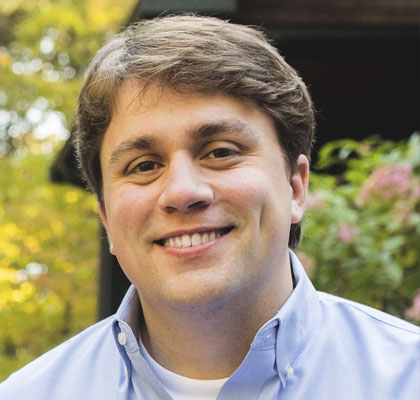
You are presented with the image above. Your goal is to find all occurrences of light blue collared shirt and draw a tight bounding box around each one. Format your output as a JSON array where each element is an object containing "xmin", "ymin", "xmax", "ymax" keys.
[{"xmin": 1, "ymin": 251, "xmax": 419, "ymax": 399}]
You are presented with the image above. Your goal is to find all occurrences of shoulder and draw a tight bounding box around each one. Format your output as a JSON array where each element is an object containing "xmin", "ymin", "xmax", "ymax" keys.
[
  {"xmin": 0, "ymin": 316, "xmax": 122, "ymax": 400},
  {"xmin": 316, "ymin": 290, "xmax": 420, "ymax": 363},
  {"xmin": 313, "ymin": 292, "xmax": 420, "ymax": 397},
  {"xmin": 317, "ymin": 291, "xmax": 419, "ymax": 335}
]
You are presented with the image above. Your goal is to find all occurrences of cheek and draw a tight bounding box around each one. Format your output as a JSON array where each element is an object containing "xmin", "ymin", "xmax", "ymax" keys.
[
  {"xmin": 216, "ymin": 169, "xmax": 268, "ymax": 208},
  {"xmin": 224, "ymin": 167, "xmax": 293, "ymax": 235},
  {"xmin": 215, "ymin": 167, "xmax": 287, "ymax": 234},
  {"xmin": 220, "ymin": 165, "xmax": 291, "ymax": 201},
  {"xmin": 108, "ymin": 185, "xmax": 155, "ymax": 235}
]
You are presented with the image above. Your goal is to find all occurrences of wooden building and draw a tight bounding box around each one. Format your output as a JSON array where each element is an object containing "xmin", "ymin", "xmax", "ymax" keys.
[{"xmin": 51, "ymin": 0, "xmax": 419, "ymax": 319}]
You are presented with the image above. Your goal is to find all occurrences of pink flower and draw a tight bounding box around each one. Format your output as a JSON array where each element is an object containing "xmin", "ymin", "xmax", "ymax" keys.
[
  {"xmin": 405, "ymin": 290, "xmax": 420, "ymax": 322},
  {"xmin": 338, "ymin": 222, "xmax": 359, "ymax": 244},
  {"xmin": 359, "ymin": 164, "xmax": 414, "ymax": 205}
]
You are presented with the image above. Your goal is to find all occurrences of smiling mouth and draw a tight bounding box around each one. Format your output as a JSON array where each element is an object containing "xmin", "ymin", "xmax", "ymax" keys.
[{"xmin": 155, "ymin": 227, "xmax": 234, "ymax": 248}]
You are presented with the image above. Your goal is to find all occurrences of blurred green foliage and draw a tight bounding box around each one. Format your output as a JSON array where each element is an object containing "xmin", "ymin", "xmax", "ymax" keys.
[
  {"xmin": 0, "ymin": 0, "xmax": 136, "ymax": 155},
  {"xmin": 0, "ymin": 0, "xmax": 136, "ymax": 381},
  {"xmin": 0, "ymin": 141, "xmax": 98, "ymax": 380},
  {"xmin": 300, "ymin": 133, "xmax": 420, "ymax": 323}
]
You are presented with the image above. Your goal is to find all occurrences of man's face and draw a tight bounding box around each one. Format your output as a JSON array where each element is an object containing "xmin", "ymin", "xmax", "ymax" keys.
[{"xmin": 99, "ymin": 81, "xmax": 308, "ymax": 312}]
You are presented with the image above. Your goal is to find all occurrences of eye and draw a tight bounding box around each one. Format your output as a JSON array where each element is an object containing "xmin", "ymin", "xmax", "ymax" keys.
[
  {"xmin": 205, "ymin": 147, "xmax": 240, "ymax": 159},
  {"xmin": 129, "ymin": 160, "xmax": 162, "ymax": 174}
]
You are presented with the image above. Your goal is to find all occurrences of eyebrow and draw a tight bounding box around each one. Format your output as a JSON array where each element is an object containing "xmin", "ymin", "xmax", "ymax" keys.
[
  {"xmin": 108, "ymin": 136, "xmax": 159, "ymax": 171},
  {"xmin": 188, "ymin": 119, "xmax": 260, "ymax": 141},
  {"xmin": 107, "ymin": 118, "xmax": 260, "ymax": 171}
]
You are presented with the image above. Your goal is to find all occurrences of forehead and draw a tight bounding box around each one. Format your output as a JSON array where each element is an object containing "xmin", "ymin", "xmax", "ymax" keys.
[
  {"xmin": 101, "ymin": 80, "xmax": 282, "ymax": 159},
  {"xmin": 109, "ymin": 80, "xmax": 275, "ymax": 131}
]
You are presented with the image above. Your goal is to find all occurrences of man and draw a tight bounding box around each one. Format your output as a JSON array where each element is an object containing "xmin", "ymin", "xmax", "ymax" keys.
[{"xmin": 1, "ymin": 15, "xmax": 419, "ymax": 400}]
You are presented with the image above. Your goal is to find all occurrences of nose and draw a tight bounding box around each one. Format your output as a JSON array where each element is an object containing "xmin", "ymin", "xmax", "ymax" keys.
[{"xmin": 158, "ymin": 154, "xmax": 214, "ymax": 214}]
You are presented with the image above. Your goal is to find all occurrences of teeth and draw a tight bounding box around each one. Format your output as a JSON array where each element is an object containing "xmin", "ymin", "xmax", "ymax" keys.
[
  {"xmin": 175, "ymin": 236, "xmax": 182, "ymax": 247},
  {"xmin": 201, "ymin": 232, "xmax": 209, "ymax": 244},
  {"xmin": 181, "ymin": 234, "xmax": 191, "ymax": 247},
  {"xmin": 162, "ymin": 229, "xmax": 227, "ymax": 248},
  {"xmin": 191, "ymin": 233, "xmax": 201, "ymax": 246}
]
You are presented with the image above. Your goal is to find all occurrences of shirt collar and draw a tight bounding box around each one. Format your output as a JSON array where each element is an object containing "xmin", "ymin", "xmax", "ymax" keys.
[
  {"xmin": 115, "ymin": 284, "xmax": 141, "ymax": 337},
  {"xmin": 112, "ymin": 250, "xmax": 321, "ymax": 386},
  {"xmin": 275, "ymin": 250, "xmax": 321, "ymax": 386},
  {"xmin": 247, "ymin": 250, "xmax": 321, "ymax": 387},
  {"xmin": 112, "ymin": 285, "xmax": 141, "ymax": 358}
]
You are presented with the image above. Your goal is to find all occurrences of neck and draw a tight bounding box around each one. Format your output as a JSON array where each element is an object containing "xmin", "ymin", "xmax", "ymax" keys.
[{"xmin": 139, "ymin": 259, "xmax": 293, "ymax": 380}]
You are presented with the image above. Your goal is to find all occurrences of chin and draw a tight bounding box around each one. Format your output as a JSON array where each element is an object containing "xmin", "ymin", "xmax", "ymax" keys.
[{"xmin": 161, "ymin": 279, "xmax": 239, "ymax": 313}]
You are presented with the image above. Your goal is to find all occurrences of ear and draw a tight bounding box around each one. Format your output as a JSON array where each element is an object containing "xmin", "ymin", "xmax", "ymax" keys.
[
  {"xmin": 97, "ymin": 201, "xmax": 115, "ymax": 255},
  {"xmin": 290, "ymin": 154, "xmax": 309, "ymax": 224}
]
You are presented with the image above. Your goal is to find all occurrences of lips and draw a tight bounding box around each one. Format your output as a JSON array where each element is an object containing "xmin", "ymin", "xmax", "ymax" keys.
[{"xmin": 155, "ymin": 226, "xmax": 234, "ymax": 248}]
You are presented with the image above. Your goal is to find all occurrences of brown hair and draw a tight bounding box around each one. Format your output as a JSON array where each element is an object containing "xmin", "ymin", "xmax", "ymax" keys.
[{"xmin": 75, "ymin": 14, "xmax": 315, "ymax": 247}]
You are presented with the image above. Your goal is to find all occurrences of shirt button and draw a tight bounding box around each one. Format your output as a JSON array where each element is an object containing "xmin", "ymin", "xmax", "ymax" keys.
[
  {"xmin": 286, "ymin": 366, "xmax": 294, "ymax": 378},
  {"xmin": 118, "ymin": 332, "xmax": 127, "ymax": 345}
]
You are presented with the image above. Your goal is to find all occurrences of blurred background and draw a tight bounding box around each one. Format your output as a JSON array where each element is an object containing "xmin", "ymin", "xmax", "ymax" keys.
[{"xmin": 0, "ymin": 0, "xmax": 419, "ymax": 381}]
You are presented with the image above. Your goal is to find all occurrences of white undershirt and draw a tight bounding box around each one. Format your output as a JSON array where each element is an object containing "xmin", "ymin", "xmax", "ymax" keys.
[{"xmin": 139, "ymin": 336, "xmax": 229, "ymax": 400}]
